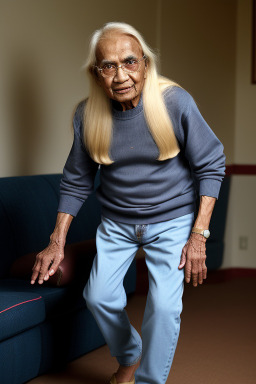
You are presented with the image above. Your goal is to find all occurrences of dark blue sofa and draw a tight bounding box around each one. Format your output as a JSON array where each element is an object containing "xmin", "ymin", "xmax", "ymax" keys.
[
  {"xmin": 0, "ymin": 171, "xmax": 137, "ymax": 384},
  {"xmin": 0, "ymin": 170, "xmax": 230, "ymax": 384}
]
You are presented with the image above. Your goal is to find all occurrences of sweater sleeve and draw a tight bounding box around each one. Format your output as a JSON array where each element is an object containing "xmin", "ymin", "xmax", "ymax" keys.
[
  {"xmin": 175, "ymin": 89, "xmax": 226, "ymax": 199},
  {"xmin": 57, "ymin": 101, "xmax": 99, "ymax": 217}
]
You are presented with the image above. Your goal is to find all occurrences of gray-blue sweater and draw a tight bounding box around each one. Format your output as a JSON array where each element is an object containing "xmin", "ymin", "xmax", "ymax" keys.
[{"xmin": 57, "ymin": 86, "xmax": 226, "ymax": 224}]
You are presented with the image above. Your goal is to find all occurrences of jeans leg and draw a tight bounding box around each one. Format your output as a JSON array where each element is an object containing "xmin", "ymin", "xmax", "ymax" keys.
[
  {"xmin": 134, "ymin": 213, "xmax": 194, "ymax": 384},
  {"xmin": 83, "ymin": 216, "xmax": 142, "ymax": 366}
]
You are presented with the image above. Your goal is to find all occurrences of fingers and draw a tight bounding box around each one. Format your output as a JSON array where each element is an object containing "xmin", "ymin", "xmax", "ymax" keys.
[
  {"xmin": 48, "ymin": 258, "xmax": 60, "ymax": 277},
  {"xmin": 202, "ymin": 261, "xmax": 207, "ymax": 280},
  {"xmin": 31, "ymin": 259, "xmax": 41, "ymax": 284},
  {"xmin": 198, "ymin": 269, "xmax": 203, "ymax": 285},
  {"xmin": 37, "ymin": 258, "xmax": 53, "ymax": 284},
  {"xmin": 186, "ymin": 261, "xmax": 201, "ymax": 286},
  {"xmin": 178, "ymin": 245, "xmax": 187, "ymax": 269},
  {"xmin": 184, "ymin": 237, "xmax": 207, "ymax": 287},
  {"xmin": 189, "ymin": 257, "xmax": 206, "ymax": 286},
  {"xmin": 43, "ymin": 271, "xmax": 50, "ymax": 281},
  {"xmin": 184, "ymin": 259, "xmax": 192, "ymax": 284},
  {"xmin": 192, "ymin": 262, "xmax": 202, "ymax": 287},
  {"xmin": 30, "ymin": 247, "xmax": 63, "ymax": 284},
  {"xmin": 44, "ymin": 259, "xmax": 54, "ymax": 281}
]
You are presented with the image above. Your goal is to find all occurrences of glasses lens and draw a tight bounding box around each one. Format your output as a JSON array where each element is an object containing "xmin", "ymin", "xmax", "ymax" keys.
[
  {"xmin": 100, "ymin": 59, "xmax": 142, "ymax": 77},
  {"xmin": 102, "ymin": 64, "xmax": 116, "ymax": 77},
  {"xmin": 123, "ymin": 60, "xmax": 139, "ymax": 73}
]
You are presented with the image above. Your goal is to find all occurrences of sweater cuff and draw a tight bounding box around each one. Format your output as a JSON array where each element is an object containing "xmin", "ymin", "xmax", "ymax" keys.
[
  {"xmin": 199, "ymin": 179, "xmax": 222, "ymax": 199},
  {"xmin": 57, "ymin": 194, "xmax": 85, "ymax": 217}
]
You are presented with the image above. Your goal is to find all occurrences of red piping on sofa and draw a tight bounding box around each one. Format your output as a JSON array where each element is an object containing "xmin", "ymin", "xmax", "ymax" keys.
[{"xmin": 0, "ymin": 296, "xmax": 42, "ymax": 314}]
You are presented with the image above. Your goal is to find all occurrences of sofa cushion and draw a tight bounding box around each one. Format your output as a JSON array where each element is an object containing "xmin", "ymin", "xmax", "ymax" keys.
[
  {"xmin": 0, "ymin": 291, "xmax": 45, "ymax": 342},
  {"xmin": 0, "ymin": 279, "xmax": 85, "ymax": 317},
  {"xmin": 1, "ymin": 252, "xmax": 137, "ymax": 320}
]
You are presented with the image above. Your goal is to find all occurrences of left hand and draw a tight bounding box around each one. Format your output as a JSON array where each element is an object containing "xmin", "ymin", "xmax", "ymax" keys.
[{"xmin": 178, "ymin": 232, "xmax": 207, "ymax": 286}]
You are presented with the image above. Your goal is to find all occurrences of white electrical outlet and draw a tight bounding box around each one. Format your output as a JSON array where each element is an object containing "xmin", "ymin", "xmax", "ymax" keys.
[{"xmin": 239, "ymin": 236, "xmax": 248, "ymax": 250}]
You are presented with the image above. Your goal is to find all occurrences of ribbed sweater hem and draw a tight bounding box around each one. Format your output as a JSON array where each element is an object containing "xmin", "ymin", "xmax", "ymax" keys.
[{"xmin": 100, "ymin": 203, "xmax": 196, "ymax": 225}]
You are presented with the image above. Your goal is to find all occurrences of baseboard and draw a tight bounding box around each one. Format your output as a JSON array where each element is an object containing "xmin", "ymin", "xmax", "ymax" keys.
[{"xmin": 205, "ymin": 267, "xmax": 256, "ymax": 284}]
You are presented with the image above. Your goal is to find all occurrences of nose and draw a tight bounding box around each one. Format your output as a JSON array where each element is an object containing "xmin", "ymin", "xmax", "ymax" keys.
[{"xmin": 113, "ymin": 66, "xmax": 129, "ymax": 82}]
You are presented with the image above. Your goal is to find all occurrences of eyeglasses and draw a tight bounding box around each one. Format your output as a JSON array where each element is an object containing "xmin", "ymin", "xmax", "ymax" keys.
[{"xmin": 95, "ymin": 55, "xmax": 147, "ymax": 78}]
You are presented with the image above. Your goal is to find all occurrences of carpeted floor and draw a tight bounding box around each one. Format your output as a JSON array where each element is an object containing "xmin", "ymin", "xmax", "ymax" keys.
[{"xmin": 27, "ymin": 276, "xmax": 256, "ymax": 384}]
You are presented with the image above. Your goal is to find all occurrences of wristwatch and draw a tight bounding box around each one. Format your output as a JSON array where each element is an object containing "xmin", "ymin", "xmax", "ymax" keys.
[{"xmin": 191, "ymin": 227, "xmax": 210, "ymax": 239}]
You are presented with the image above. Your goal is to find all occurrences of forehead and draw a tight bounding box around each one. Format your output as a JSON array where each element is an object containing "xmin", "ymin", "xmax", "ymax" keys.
[{"xmin": 96, "ymin": 32, "xmax": 143, "ymax": 63}]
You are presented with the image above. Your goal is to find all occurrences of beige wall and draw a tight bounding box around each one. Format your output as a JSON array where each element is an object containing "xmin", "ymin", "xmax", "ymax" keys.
[
  {"xmin": 223, "ymin": 175, "xmax": 256, "ymax": 269},
  {"xmin": 158, "ymin": 0, "xmax": 256, "ymax": 269},
  {"xmin": 0, "ymin": 0, "xmax": 158, "ymax": 177},
  {"xmin": 223, "ymin": 0, "xmax": 256, "ymax": 269},
  {"xmin": 0, "ymin": 0, "xmax": 237, "ymax": 177},
  {"xmin": 160, "ymin": 0, "xmax": 236, "ymax": 164},
  {"xmin": 234, "ymin": 0, "xmax": 256, "ymax": 163}
]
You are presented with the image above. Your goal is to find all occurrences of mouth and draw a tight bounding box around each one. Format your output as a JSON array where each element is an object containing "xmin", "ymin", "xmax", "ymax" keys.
[{"xmin": 113, "ymin": 86, "xmax": 134, "ymax": 94}]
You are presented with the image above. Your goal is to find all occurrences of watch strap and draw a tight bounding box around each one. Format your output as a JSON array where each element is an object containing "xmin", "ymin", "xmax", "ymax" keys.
[
  {"xmin": 191, "ymin": 227, "xmax": 210, "ymax": 239},
  {"xmin": 191, "ymin": 227, "xmax": 205, "ymax": 235}
]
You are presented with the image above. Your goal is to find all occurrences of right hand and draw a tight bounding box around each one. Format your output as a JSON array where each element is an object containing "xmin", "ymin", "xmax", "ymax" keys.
[{"xmin": 30, "ymin": 241, "xmax": 64, "ymax": 285}]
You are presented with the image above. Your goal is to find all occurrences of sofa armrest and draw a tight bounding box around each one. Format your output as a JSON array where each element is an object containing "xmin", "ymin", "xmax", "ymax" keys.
[{"xmin": 9, "ymin": 239, "xmax": 96, "ymax": 287}]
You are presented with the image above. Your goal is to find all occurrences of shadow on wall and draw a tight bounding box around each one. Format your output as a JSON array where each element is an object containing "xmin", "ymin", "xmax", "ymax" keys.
[{"xmin": 7, "ymin": 50, "xmax": 43, "ymax": 176}]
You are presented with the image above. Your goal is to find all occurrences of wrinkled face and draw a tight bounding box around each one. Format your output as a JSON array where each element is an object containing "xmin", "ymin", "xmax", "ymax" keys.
[{"xmin": 95, "ymin": 32, "xmax": 147, "ymax": 109}]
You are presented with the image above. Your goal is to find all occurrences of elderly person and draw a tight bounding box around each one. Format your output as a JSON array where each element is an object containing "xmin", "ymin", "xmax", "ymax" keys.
[{"xmin": 31, "ymin": 22, "xmax": 225, "ymax": 384}]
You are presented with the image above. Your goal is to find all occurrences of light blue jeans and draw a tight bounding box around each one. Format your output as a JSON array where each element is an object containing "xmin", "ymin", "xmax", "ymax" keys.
[{"xmin": 83, "ymin": 212, "xmax": 194, "ymax": 384}]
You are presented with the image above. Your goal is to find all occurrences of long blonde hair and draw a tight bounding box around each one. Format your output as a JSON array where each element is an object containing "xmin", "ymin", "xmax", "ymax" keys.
[{"xmin": 81, "ymin": 22, "xmax": 182, "ymax": 165}]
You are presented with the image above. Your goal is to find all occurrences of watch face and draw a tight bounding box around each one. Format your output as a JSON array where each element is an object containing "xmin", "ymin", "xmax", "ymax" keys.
[{"xmin": 203, "ymin": 230, "xmax": 210, "ymax": 238}]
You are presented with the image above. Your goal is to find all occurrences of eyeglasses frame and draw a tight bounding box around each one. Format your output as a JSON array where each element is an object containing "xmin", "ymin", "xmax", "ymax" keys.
[{"xmin": 94, "ymin": 55, "xmax": 147, "ymax": 78}]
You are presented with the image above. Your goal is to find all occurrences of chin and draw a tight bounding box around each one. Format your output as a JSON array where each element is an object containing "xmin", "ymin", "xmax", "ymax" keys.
[
  {"xmin": 113, "ymin": 89, "xmax": 139, "ymax": 103},
  {"xmin": 114, "ymin": 95, "xmax": 134, "ymax": 103}
]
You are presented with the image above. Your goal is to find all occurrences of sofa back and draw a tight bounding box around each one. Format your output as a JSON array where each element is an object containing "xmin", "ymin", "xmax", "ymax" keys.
[
  {"xmin": 196, "ymin": 175, "xmax": 230, "ymax": 270},
  {"xmin": 209, "ymin": 176, "xmax": 230, "ymax": 242},
  {"xmin": 0, "ymin": 171, "xmax": 101, "ymax": 278},
  {"xmin": 0, "ymin": 171, "xmax": 230, "ymax": 277}
]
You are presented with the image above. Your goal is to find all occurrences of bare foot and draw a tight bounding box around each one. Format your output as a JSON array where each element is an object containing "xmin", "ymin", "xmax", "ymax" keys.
[{"xmin": 114, "ymin": 359, "xmax": 141, "ymax": 383}]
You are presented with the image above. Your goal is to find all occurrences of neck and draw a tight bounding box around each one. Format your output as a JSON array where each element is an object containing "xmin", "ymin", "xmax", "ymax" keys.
[
  {"xmin": 119, "ymin": 92, "xmax": 142, "ymax": 111},
  {"xmin": 120, "ymin": 99, "xmax": 137, "ymax": 111}
]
